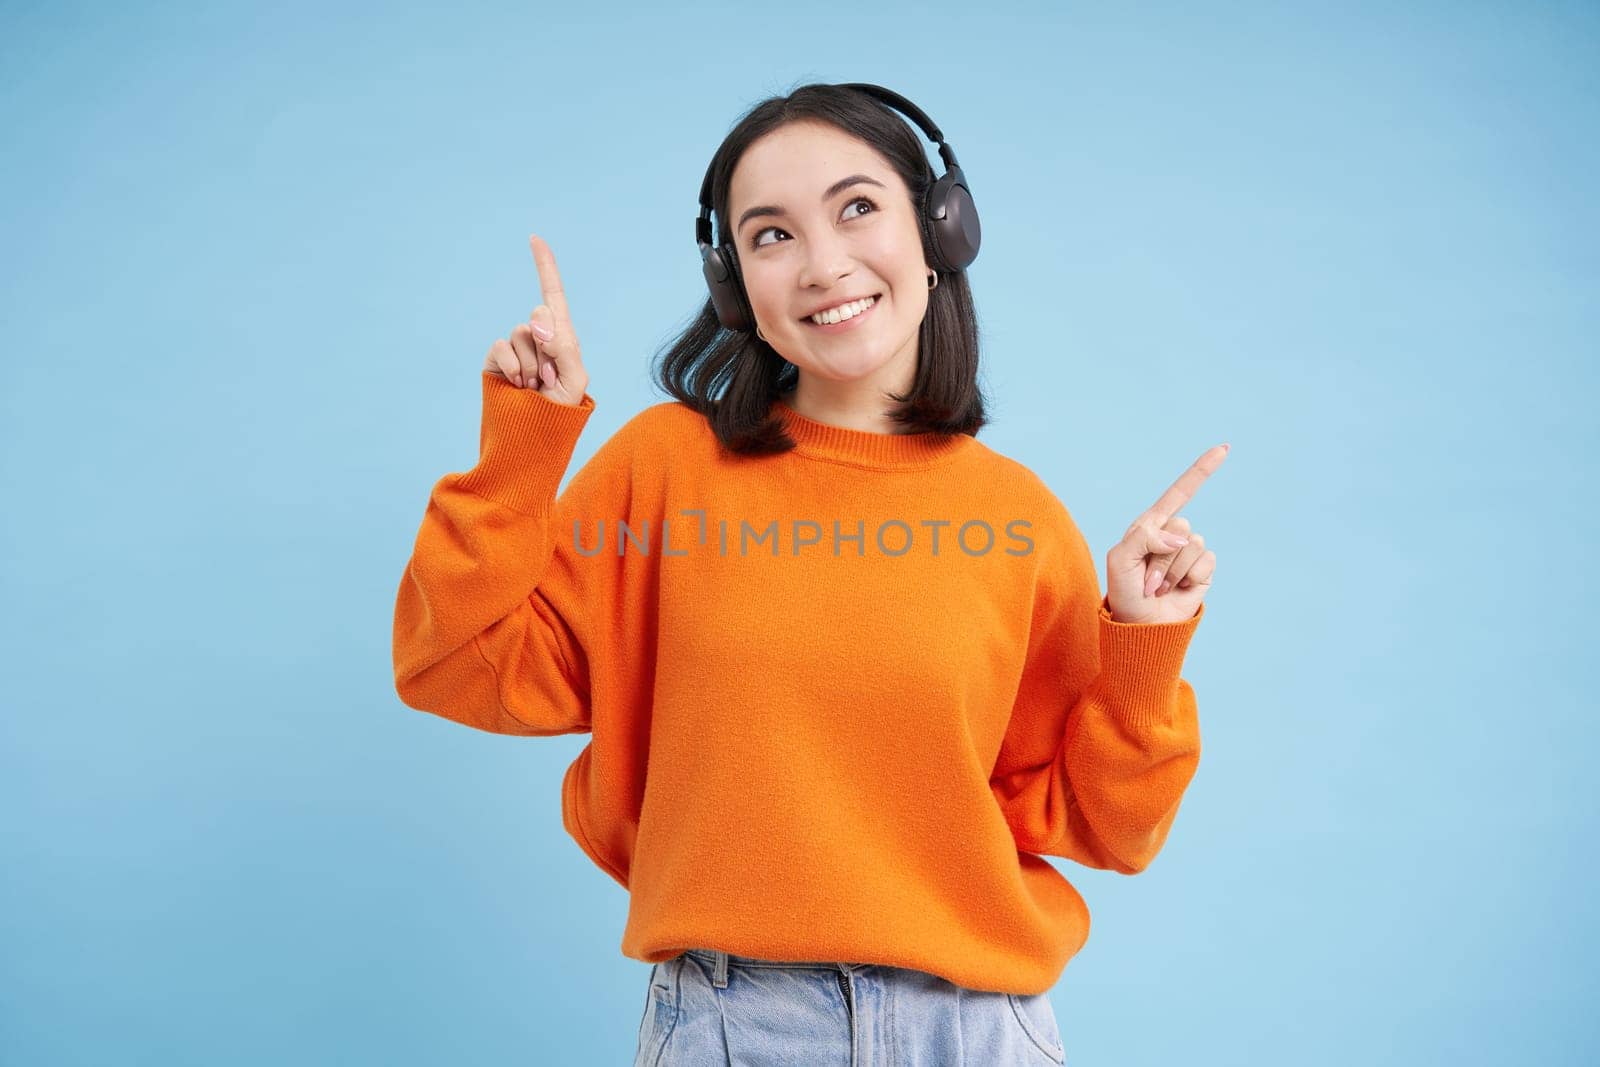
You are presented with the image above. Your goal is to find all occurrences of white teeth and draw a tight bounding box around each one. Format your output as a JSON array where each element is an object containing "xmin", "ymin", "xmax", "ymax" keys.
[{"xmin": 809, "ymin": 295, "xmax": 876, "ymax": 325}]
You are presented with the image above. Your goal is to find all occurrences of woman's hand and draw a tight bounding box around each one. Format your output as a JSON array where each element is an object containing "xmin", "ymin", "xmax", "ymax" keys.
[
  {"xmin": 1104, "ymin": 444, "xmax": 1229, "ymax": 625},
  {"xmin": 483, "ymin": 234, "xmax": 591, "ymax": 407}
]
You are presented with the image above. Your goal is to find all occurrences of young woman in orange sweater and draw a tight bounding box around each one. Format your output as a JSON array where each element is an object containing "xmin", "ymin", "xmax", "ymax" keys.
[{"xmin": 395, "ymin": 82, "xmax": 1226, "ymax": 1065}]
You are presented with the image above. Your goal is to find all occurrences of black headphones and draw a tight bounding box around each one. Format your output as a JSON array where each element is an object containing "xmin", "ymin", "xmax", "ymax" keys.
[{"xmin": 695, "ymin": 82, "xmax": 981, "ymax": 334}]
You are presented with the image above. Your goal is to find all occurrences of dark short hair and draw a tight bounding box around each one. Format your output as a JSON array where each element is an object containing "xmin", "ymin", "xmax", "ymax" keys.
[{"xmin": 650, "ymin": 81, "xmax": 989, "ymax": 455}]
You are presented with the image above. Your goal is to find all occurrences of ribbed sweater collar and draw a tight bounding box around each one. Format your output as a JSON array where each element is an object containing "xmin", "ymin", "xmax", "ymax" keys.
[{"xmin": 769, "ymin": 397, "xmax": 972, "ymax": 470}]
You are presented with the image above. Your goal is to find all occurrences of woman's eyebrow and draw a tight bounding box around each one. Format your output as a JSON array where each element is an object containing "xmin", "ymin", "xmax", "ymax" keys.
[{"xmin": 736, "ymin": 174, "xmax": 888, "ymax": 235}]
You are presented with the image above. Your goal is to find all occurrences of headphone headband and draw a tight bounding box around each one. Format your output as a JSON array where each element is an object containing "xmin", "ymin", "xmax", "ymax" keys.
[{"xmin": 695, "ymin": 82, "xmax": 981, "ymax": 333}]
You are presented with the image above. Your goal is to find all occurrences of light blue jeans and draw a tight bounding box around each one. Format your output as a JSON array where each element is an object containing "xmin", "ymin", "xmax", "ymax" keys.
[{"xmin": 634, "ymin": 947, "xmax": 1066, "ymax": 1066}]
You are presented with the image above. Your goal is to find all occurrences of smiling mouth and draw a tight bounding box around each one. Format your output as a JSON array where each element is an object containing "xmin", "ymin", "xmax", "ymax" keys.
[{"xmin": 801, "ymin": 293, "xmax": 883, "ymax": 332}]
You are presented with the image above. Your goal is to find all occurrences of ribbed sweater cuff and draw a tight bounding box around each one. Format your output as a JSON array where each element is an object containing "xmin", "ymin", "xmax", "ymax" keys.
[
  {"xmin": 1094, "ymin": 597, "xmax": 1205, "ymax": 730},
  {"xmin": 454, "ymin": 372, "xmax": 596, "ymax": 515}
]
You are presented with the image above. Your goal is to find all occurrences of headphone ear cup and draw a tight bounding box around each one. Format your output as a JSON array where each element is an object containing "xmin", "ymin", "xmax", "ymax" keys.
[
  {"xmin": 924, "ymin": 170, "xmax": 982, "ymax": 274},
  {"xmin": 724, "ymin": 244, "xmax": 756, "ymax": 332},
  {"xmin": 701, "ymin": 243, "xmax": 753, "ymax": 331},
  {"xmin": 917, "ymin": 190, "xmax": 947, "ymax": 275}
]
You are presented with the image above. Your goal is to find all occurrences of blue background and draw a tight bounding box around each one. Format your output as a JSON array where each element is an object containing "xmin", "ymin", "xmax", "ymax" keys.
[{"xmin": 4, "ymin": 2, "xmax": 1594, "ymax": 1064}]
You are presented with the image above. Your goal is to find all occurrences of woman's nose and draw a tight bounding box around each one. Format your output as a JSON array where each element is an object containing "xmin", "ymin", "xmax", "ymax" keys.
[{"xmin": 797, "ymin": 232, "xmax": 854, "ymax": 288}]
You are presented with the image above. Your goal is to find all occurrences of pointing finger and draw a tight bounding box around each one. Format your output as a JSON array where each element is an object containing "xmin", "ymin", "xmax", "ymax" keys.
[
  {"xmin": 1145, "ymin": 443, "xmax": 1230, "ymax": 525},
  {"xmin": 528, "ymin": 233, "xmax": 571, "ymax": 329}
]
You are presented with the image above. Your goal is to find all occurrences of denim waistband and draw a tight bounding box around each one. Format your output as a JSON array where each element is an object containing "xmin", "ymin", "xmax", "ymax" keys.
[{"xmin": 682, "ymin": 947, "xmax": 863, "ymax": 972}]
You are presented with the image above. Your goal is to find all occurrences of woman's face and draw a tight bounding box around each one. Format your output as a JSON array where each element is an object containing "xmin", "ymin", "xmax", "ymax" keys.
[{"xmin": 727, "ymin": 121, "xmax": 930, "ymax": 391}]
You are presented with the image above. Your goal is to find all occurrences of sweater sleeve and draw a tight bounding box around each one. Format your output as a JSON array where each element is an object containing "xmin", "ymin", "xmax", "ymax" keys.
[
  {"xmin": 988, "ymin": 501, "xmax": 1205, "ymax": 874},
  {"xmin": 391, "ymin": 372, "xmax": 623, "ymax": 736}
]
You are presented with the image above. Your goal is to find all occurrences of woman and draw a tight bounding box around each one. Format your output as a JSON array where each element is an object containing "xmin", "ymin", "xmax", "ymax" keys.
[{"xmin": 393, "ymin": 82, "xmax": 1226, "ymax": 1065}]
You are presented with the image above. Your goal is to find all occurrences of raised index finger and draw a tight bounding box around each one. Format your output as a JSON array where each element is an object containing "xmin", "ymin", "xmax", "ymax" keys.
[
  {"xmin": 528, "ymin": 233, "xmax": 571, "ymax": 327},
  {"xmin": 1144, "ymin": 444, "xmax": 1229, "ymax": 525}
]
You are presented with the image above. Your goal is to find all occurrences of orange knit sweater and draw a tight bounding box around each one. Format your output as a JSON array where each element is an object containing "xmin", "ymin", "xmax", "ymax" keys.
[{"xmin": 392, "ymin": 372, "xmax": 1205, "ymax": 996}]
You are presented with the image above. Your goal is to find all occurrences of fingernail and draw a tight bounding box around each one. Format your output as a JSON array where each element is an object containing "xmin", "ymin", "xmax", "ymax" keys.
[
  {"xmin": 530, "ymin": 321, "xmax": 554, "ymax": 341},
  {"xmin": 1165, "ymin": 534, "xmax": 1189, "ymax": 547}
]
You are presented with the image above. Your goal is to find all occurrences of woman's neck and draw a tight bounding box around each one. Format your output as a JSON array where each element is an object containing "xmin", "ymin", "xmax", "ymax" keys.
[{"xmin": 779, "ymin": 369, "xmax": 916, "ymax": 436}]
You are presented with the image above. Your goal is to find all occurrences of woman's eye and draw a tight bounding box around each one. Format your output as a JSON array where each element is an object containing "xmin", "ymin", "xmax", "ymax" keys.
[
  {"xmin": 842, "ymin": 195, "xmax": 877, "ymax": 221},
  {"xmin": 751, "ymin": 196, "xmax": 878, "ymax": 250}
]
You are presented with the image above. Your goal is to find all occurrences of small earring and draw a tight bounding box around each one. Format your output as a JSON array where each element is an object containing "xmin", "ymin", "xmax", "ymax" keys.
[
  {"xmin": 755, "ymin": 324, "xmax": 768, "ymax": 342},
  {"xmin": 927, "ymin": 269, "xmax": 939, "ymax": 291}
]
